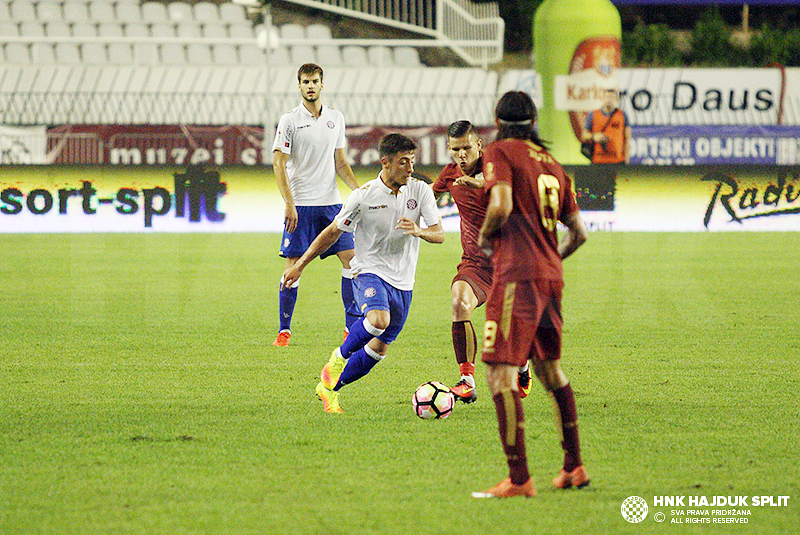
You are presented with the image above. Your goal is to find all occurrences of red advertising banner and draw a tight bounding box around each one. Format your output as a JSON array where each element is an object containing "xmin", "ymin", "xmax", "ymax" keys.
[{"xmin": 44, "ymin": 125, "xmax": 497, "ymax": 167}]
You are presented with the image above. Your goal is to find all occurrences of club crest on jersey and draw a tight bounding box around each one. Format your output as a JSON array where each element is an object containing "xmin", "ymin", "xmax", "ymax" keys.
[
  {"xmin": 327, "ymin": 121, "xmax": 335, "ymax": 129},
  {"xmin": 406, "ymin": 199, "xmax": 418, "ymax": 210},
  {"xmin": 364, "ymin": 287, "xmax": 377, "ymax": 298}
]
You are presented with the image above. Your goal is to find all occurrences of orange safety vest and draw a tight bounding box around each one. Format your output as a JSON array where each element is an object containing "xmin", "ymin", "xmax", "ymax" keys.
[{"xmin": 590, "ymin": 108, "xmax": 626, "ymax": 164}]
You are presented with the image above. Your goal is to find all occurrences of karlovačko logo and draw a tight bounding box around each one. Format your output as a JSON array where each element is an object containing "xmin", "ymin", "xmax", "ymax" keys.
[
  {"xmin": 0, "ymin": 165, "xmax": 226, "ymax": 228},
  {"xmin": 621, "ymin": 496, "xmax": 649, "ymax": 523}
]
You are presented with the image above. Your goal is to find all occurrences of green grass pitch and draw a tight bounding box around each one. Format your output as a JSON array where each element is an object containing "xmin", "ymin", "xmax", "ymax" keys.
[{"xmin": 1, "ymin": 231, "xmax": 798, "ymax": 534}]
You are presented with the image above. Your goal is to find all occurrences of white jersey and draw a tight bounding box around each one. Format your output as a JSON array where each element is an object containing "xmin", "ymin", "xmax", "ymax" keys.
[
  {"xmin": 336, "ymin": 175, "xmax": 440, "ymax": 291},
  {"xmin": 272, "ymin": 102, "xmax": 347, "ymax": 206}
]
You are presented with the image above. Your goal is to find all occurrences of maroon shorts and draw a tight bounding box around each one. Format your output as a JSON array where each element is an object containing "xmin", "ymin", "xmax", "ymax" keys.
[
  {"xmin": 452, "ymin": 261, "xmax": 493, "ymax": 307},
  {"xmin": 481, "ymin": 278, "xmax": 564, "ymax": 366}
]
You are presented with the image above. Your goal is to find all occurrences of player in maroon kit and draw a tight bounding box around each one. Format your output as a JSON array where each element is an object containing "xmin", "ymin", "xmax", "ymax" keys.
[
  {"xmin": 432, "ymin": 121, "xmax": 532, "ymax": 404},
  {"xmin": 471, "ymin": 92, "xmax": 590, "ymax": 499}
]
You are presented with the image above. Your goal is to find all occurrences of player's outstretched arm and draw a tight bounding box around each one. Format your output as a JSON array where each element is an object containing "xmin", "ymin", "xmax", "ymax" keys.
[
  {"xmin": 558, "ymin": 210, "xmax": 588, "ymax": 260},
  {"xmin": 281, "ymin": 221, "xmax": 345, "ymax": 289}
]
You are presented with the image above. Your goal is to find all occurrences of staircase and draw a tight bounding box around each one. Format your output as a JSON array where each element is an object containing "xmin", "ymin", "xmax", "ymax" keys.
[{"xmin": 282, "ymin": 0, "xmax": 504, "ymax": 67}]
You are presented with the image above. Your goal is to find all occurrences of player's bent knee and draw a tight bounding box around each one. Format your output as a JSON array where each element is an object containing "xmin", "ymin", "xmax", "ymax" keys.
[
  {"xmin": 485, "ymin": 364, "xmax": 517, "ymax": 395},
  {"xmin": 365, "ymin": 310, "xmax": 391, "ymax": 331},
  {"xmin": 534, "ymin": 360, "xmax": 569, "ymax": 391}
]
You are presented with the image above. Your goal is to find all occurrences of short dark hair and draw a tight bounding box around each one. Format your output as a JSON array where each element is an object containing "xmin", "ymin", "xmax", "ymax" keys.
[
  {"xmin": 494, "ymin": 91, "xmax": 548, "ymax": 148},
  {"xmin": 379, "ymin": 133, "xmax": 417, "ymax": 159},
  {"xmin": 298, "ymin": 63, "xmax": 323, "ymax": 82},
  {"xmin": 447, "ymin": 120, "xmax": 476, "ymax": 139}
]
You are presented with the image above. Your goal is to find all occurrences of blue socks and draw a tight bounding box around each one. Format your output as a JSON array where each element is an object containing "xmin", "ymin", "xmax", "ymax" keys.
[
  {"xmin": 335, "ymin": 346, "xmax": 384, "ymax": 390},
  {"xmin": 341, "ymin": 317, "xmax": 385, "ymax": 358},
  {"xmin": 278, "ymin": 278, "xmax": 299, "ymax": 332}
]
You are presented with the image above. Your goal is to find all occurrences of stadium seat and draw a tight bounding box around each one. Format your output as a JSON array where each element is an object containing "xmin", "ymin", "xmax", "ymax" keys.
[
  {"xmin": 219, "ymin": 3, "xmax": 246, "ymax": 24},
  {"xmin": 9, "ymin": 1, "xmax": 37, "ymax": 21},
  {"xmin": 55, "ymin": 42, "xmax": 82, "ymax": 63},
  {"xmin": 98, "ymin": 22, "xmax": 125, "ymax": 38},
  {"xmin": 0, "ymin": 22, "xmax": 19, "ymax": 37},
  {"xmin": 36, "ymin": 1, "xmax": 63, "ymax": 22},
  {"xmin": 150, "ymin": 23, "xmax": 176, "ymax": 38},
  {"xmin": 317, "ymin": 45, "xmax": 343, "ymax": 67},
  {"xmin": 31, "ymin": 43, "xmax": 56, "ymax": 63},
  {"xmin": 108, "ymin": 42, "xmax": 134, "ymax": 64},
  {"xmin": 168, "ymin": 1, "xmax": 193, "ymax": 23},
  {"xmin": 306, "ymin": 24, "xmax": 332, "ymax": 40},
  {"xmin": 114, "ymin": 2, "xmax": 142, "ymax": 23},
  {"xmin": 342, "ymin": 45, "xmax": 368, "ymax": 67},
  {"xmin": 228, "ymin": 22, "xmax": 254, "ymax": 39},
  {"xmin": 187, "ymin": 43, "xmax": 213, "ymax": 65},
  {"xmin": 193, "ymin": 2, "xmax": 219, "ymax": 23},
  {"xmin": 290, "ymin": 44, "xmax": 315, "ymax": 65},
  {"xmin": 160, "ymin": 43, "xmax": 186, "ymax": 64},
  {"xmin": 62, "ymin": 1, "xmax": 89, "ymax": 23},
  {"xmin": 19, "ymin": 21, "xmax": 46, "ymax": 37},
  {"xmin": 88, "ymin": 1, "xmax": 116, "ymax": 23},
  {"xmin": 202, "ymin": 23, "xmax": 228, "ymax": 39},
  {"xmin": 3, "ymin": 43, "xmax": 31, "ymax": 63},
  {"xmin": 266, "ymin": 45, "xmax": 290, "ymax": 66},
  {"xmin": 133, "ymin": 41, "xmax": 159, "ymax": 64},
  {"xmin": 71, "ymin": 22, "xmax": 98, "ymax": 37},
  {"xmin": 238, "ymin": 43, "xmax": 265, "ymax": 66},
  {"xmin": 368, "ymin": 45, "xmax": 394, "ymax": 67},
  {"xmin": 0, "ymin": 2, "xmax": 9, "ymax": 23},
  {"xmin": 82, "ymin": 42, "xmax": 108, "ymax": 64},
  {"xmin": 141, "ymin": 2, "xmax": 168, "ymax": 24},
  {"xmin": 46, "ymin": 21, "xmax": 73, "ymax": 38},
  {"xmin": 176, "ymin": 22, "xmax": 202, "ymax": 39},
  {"xmin": 124, "ymin": 22, "xmax": 149, "ymax": 38},
  {"xmin": 212, "ymin": 43, "xmax": 237, "ymax": 65},
  {"xmin": 280, "ymin": 24, "xmax": 305, "ymax": 41},
  {"xmin": 394, "ymin": 46, "xmax": 422, "ymax": 67}
]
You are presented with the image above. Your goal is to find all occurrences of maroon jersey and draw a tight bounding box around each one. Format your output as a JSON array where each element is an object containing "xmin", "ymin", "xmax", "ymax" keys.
[
  {"xmin": 483, "ymin": 139, "xmax": 579, "ymax": 282},
  {"xmin": 433, "ymin": 160, "xmax": 492, "ymax": 269}
]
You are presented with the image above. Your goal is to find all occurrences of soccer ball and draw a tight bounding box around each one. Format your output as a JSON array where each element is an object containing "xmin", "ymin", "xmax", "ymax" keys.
[{"xmin": 412, "ymin": 381, "xmax": 454, "ymax": 419}]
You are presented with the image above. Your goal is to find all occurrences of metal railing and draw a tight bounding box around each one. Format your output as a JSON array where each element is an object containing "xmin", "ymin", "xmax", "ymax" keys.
[{"xmin": 284, "ymin": 0, "xmax": 504, "ymax": 66}]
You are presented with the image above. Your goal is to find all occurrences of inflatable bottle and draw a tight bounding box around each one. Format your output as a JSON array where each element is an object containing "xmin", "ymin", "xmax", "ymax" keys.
[{"xmin": 533, "ymin": 0, "xmax": 621, "ymax": 164}]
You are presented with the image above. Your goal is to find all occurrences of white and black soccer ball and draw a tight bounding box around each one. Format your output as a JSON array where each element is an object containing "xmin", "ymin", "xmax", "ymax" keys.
[{"xmin": 412, "ymin": 381, "xmax": 454, "ymax": 419}]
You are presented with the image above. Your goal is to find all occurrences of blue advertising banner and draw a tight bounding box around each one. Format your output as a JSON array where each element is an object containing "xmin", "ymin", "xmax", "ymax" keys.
[{"xmin": 629, "ymin": 125, "xmax": 800, "ymax": 166}]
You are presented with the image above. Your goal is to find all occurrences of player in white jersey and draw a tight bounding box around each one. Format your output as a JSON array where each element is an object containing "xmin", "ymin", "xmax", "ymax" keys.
[
  {"xmin": 281, "ymin": 134, "xmax": 445, "ymax": 413},
  {"xmin": 272, "ymin": 63, "xmax": 360, "ymax": 347}
]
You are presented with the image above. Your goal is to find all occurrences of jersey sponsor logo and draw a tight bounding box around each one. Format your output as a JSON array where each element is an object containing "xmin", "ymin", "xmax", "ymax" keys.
[
  {"xmin": 368, "ymin": 204, "xmax": 388, "ymax": 210},
  {"xmin": 343, "ymin": 219, "xmax": 351, "ymax": 226},
  {"xmin": 327, "ymin": 121, "xmax": 335, "ymax": 129},
  {"xmin": 406, "ymin": 199, "xmax": 418, "ymax": 210},
  {"xmin": 364, "ymin": 287, "xmax": 377, "ymax": 298}
]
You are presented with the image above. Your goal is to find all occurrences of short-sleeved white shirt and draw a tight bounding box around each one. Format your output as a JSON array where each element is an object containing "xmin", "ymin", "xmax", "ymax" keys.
[
  {"xmin": 335, "ymin": 174, "xmax": 440, "ymax": 291},
  {"xmin": 272, "ymin": 102, "xmax": 347, "ymax": 206}
]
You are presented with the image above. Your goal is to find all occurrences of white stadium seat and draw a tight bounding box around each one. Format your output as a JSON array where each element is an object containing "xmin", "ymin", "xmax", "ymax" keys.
[
  {"xmin": 46, "ymin": 22, "xmax": 73, "ymax": 38},
  {"xmin": 168, "ymin": 1, "xmax": 193, "ymax": 23},
  {"xmin": 306, "ymin": 24, "xmax": 332, "ymax": 40},
  {"xmin": 394, "ymin": 46, "xmax": 421, "ymax": 67},
  {"xmin": 238, "ymin": 43, "xmax": 265, "ymax": 66},
  {"xmin": 219, "ymin": 3, "xmax": 246, "ymax": 23},
  {"xmin": 55, "ymin": 43, "xmax": 82, "ymax": 63},
  {"xmin": 9, "ymin": 1, "xmax": 38, "ymax": 21},
  {"xmin": 187, "ymin": 43, "xmax": 213, "ymax": 65},
  {"xmin": 63, "ymin": 1, "xmax": 90, "ymax": 23},
  {"xmin": 212, "ymin": 43, "xmax": 237, "ymax": 65},
  {"xmin": 368, "ymin": 45, "xmax": 394, "ymax": 67},
  {"xmin": 290, "ymin": 44, "xmax": 315, "ymax": 65},
  {"xmin": 133, "ymin": 42, "xmax": 159, "ymax": 64},
  {"xmin": 342, "ymin": 46, "xmax": 368, "ymax": 67},
  {"xmin": 160, "ymin": 43, "xmax": 186, "ymax": 64},
  {"xmin": 98, "ymin": 22, "xmax": 125, "ymax": 38},
  {"xmin": 36, "ymin": 1, "xmax": 63, "ymax": 22},
  {"xmin": 31, "ymin": 43, "xmax": 56, "ymax": 63},
  {"xmin": 115, "ymin": 2, "xmax": 142, "ymax": 23},
  {"xmin": 71, "ymin": 22, "xmax": 98, "ymax": 37},
  {"xmin": 202, "ymin": 23, "xmax": 228, "ymax": 39},
  {"xmin": 176, "ymin": 22, "xmax": 202, "ymax": 39},
  {"xmin": 88, "ymin": 1, "xmax": 116, "ymax": 23},
  {"xmin": 3, "ymin": 43, "xmax": 31, "ymax": 63},
  {"xmin": 82, "ymin": 42, "xmax": 108, "ymax": 64},
  {"xmin": 108, "ymin": 42, "xmax": 134, "ymax": 64},
  {"xmin": 124, "ymin": 22, "xmax": 149, "ymax": 38},
  {"xmin": 280, "ymin": 24, "xmax": 305, "ymax": 41},
  {"xmin": 193, "ymin": 2, "xmax": 218, "ymax": 23},
  {"xmin": 228, "ymin": 22, "xmax": 254, "ymax": 39},
  {"xmin": 141, "ymin": 2, "xmax": 168, "ymax": 23},
  {"xmin": 19, "ymin": 21, "xmax": 45, "ymax": 37},
  {"xmin": 0, "ymin": 22, "xmax": 19, "ymax": 37},
  {"xmin": 266, "ymin": 46, "xmax": 290, "ymax": 66},
  {"xmin": 150, "ymin": 23, "xmax": 176, "ymax": 38}
]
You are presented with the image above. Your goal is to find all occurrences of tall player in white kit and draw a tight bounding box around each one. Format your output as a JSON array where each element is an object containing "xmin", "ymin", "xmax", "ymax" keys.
[
  {"xmin": 281, "ymin": 134, "xmax": 445, "ymax": 413},
  {"xmin": 272, "ymin": 64, "xmax": 360, "ymax": 347}
]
